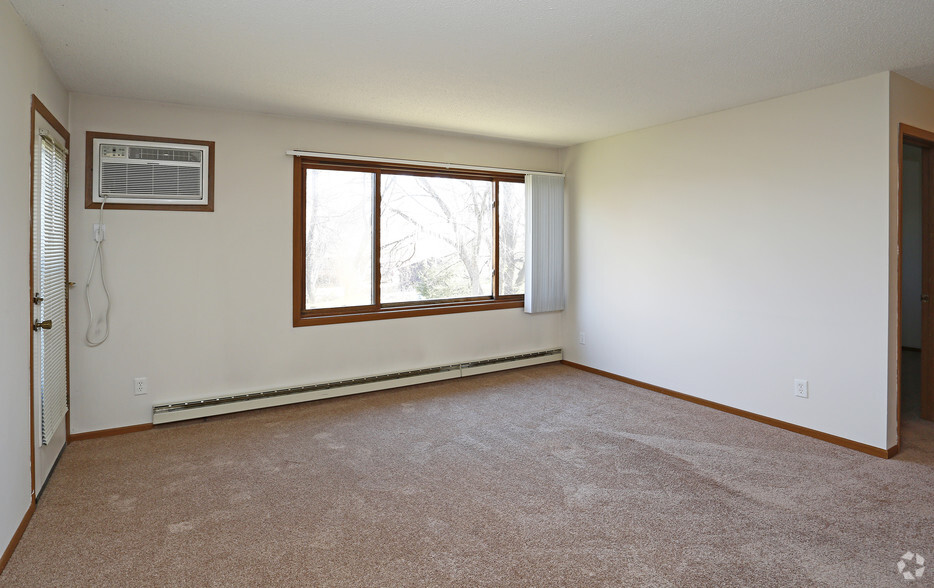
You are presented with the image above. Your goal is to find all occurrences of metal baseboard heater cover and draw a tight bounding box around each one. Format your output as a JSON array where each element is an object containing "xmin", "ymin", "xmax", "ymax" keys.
[{"xmin": 152, "ymin": 349, "xmax": 562, "ymax": 425}]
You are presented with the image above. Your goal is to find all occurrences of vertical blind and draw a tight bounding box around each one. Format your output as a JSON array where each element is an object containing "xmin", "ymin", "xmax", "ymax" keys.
[
  {"xmin": 38, "ymin": 132, "xmax": 68, "ymax": 445},
  {"xmin": 524, "ymin": 174, "xmax": 565, "ymax": 314}
]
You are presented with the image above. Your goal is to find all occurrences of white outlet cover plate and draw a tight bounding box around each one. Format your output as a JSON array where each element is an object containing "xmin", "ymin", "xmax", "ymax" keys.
[{"xmin": 794, "ymin": 379, "xmax": 808, "ymax": 398}]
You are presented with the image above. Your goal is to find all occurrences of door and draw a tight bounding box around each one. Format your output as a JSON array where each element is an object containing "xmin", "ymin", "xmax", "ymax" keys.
[
  {"xmin": 921, "ymin": 140, "xmax": 934, "ymax": 422},
  {"xmin": 30, "ymin": 96, "xmax": 70, "ymax": 494}
]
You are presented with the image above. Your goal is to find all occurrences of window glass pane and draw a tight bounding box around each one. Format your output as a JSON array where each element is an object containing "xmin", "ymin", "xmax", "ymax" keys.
[
  {"xmin": 304, "ymin": 169, "xmax": 374, "ymax": 309},
  {"xmin": 380, "ymin": 174, "xmax": 493, "ymax": 303},
  {"xmin": 499, "ymin": 181, "xmax": 526, "ymax": 295}
]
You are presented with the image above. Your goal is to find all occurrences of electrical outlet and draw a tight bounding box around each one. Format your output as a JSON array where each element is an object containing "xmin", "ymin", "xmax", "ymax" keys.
[
  {"xmin": 134, "ymin": 377, "xmax": 147, "ymax": 396},
  {"xmin": 578, "ymin": 331, "xmax": 586, "ymax": 345},
  {"xmin": 93, "ymin": 223, "xmax": 105, "ymax": 242},
  {"xmin": 794, "ymin": 379, "xmax": 808, "ymax": 398}
]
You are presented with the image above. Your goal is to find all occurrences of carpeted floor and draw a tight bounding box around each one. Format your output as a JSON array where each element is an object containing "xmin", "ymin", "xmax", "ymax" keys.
[{"xmin": 2, "ymin": 363, "xmax": 933, "ymax": 587}]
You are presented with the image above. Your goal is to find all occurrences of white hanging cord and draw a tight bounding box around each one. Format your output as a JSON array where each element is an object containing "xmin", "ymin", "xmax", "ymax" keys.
[{"xmin": 85, "ymin": 195, "xmax": 111, "ymax": 346}]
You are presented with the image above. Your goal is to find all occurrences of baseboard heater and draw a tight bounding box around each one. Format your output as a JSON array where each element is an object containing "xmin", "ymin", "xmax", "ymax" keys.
[{"xmin": 152, "ymin": 348, "xmax": 562, "ymax": 425}]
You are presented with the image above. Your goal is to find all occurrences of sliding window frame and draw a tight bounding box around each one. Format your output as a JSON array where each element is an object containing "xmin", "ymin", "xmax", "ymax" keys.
[{"xmin": 293, "ymin": 156, "xmax": 524, "ymax": 327}]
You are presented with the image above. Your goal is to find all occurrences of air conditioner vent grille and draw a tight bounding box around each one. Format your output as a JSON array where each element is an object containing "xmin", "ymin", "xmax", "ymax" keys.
[{"xmin": 101, "ymin": 162, "xmax": 202, "ymax": 198}]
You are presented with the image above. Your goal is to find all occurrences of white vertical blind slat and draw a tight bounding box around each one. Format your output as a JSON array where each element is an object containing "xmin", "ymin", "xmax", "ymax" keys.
[{"xmin": 524, "ymin": 174, "xmax": 565, "ymax": 314}]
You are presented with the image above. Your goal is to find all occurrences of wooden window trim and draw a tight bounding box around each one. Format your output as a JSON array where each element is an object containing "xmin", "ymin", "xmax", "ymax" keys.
[{"xmin": 293, "ymin": 157, "xmax": 525, "ymax": 327}]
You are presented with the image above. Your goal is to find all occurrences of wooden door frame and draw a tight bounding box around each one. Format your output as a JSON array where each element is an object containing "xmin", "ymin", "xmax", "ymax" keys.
[
  {"xmin": 898, "ymin": 123, "xmax": 934, "ymax": 451},
  {"xmin": 29, "ymin": 94, "xmax": 71, "ymax": 499}
]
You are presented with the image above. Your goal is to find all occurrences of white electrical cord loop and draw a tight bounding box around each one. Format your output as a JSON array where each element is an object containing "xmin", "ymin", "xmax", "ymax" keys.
[{"xmin": 85, "ymin": 195, "xmax": 111, "ymax": 346}]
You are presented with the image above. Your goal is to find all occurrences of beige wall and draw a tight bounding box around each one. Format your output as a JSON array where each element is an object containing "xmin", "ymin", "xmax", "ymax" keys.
[
  {"xmin": 888, "ymin": 73, "xmax": 934, "ymax": 447},
  {"xmin": 563, "ymin": 73, "xmax": 892, "ymax": 449},
  {"xmin": 67, "ymin": 93, "xmax": 564, "ymax": 434},
  {"xmin": 0, "ymin": 0, "xmax": 68, "ymax": 562}
]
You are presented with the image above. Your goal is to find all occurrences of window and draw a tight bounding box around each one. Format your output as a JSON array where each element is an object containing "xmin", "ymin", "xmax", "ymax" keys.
[{"xmin": 293, "ymin": 157, "xmax": 526, "ymax": 325}]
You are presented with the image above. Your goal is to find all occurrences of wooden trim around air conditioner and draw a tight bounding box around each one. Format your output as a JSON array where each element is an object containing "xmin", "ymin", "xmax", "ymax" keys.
[{"xmin": 84, "ymin": 131, "xmax": 215, "ymax": 212}]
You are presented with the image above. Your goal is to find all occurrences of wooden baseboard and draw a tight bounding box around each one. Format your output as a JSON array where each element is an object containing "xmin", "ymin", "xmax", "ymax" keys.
[
  {"xmin": 561, "ymin": 360, "xmax": 897, "ymax": 459},
  {"xmin": 0, "ymin": 499, "xmax": 35, "ymax": 575},
  {"xmin": 69, "ymin": 423, "xmax": 153, "ymax": 442}
]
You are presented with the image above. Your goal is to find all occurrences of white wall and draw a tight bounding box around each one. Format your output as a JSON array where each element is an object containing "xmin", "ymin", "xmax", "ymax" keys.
[
  {"xmin": 68, "ymin": 94, "xmax": 563, "ymax": 434},
  {"xmin": 563, "ymin": 73, "xmax": 892, "ymax": 449},
  {"xmin": 0, "ymin": 0, "xmax": 68, "ymax": 561},
  {"xmin": 901, "ymin": 145, "xmax": 923, "ymax": 349},
  {"xmin": 888, "ymin": 73, "xmax": 934, "ymax": 447}
]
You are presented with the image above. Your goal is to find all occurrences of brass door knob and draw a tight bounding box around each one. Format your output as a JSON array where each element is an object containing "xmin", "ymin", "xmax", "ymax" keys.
[
  {"xmin": 923, "ymin": 294, "xmax": 930, "ymax": 303},
  {"xmin": 33, "ymin": 319, "xmax": 52, "ymax": 331}
]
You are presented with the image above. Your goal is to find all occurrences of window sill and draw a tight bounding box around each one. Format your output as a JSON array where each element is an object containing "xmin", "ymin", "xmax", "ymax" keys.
[{"xmin": 294, "ymin": 298, "xmax": 524, "ymax": 327}]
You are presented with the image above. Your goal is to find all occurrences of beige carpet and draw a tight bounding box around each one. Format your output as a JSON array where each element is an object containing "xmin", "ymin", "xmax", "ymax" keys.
[{"xmin": 2, "ymin": 364, "xmax": 933, "ymax": 587}]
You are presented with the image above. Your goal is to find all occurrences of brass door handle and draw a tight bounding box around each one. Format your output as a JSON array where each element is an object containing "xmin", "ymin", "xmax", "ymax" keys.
[{"xmin": 33, "ymin": 319, "xmax": 52, "ymax": 331}]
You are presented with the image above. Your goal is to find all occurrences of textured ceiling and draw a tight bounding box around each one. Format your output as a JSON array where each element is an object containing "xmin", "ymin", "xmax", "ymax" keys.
[{"xmin": 10, "ymin": 0, "xmax": 934, "ymax": 146}]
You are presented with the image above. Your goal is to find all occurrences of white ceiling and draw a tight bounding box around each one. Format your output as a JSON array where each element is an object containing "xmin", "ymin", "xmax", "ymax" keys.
[{"xmin": 11, "ymin": 0, "xmax": 934, "ymax": 146}]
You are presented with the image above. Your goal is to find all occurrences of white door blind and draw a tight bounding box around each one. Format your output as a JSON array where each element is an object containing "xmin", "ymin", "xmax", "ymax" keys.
[{"xmin": 38, "ymin": 133, "xmax": 68, "ymax": 445}]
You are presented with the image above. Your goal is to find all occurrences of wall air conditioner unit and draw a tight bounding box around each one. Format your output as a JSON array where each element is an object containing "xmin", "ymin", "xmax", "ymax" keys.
[{"xmin": 87, "ymin": 132, "xmax": 214, "ymax": 211}]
